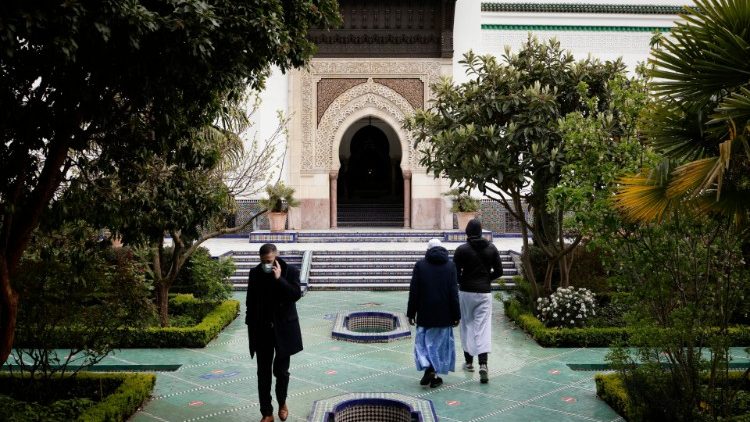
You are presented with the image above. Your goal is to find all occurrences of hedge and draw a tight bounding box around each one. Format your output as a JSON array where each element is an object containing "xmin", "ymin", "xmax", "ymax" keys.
[
  {"xmin": 15, "ymin": 297, "xmax": 240, "ymax": 349},
  {"xmin": 0, "ymin": 372, "xmax": 155, "ymax": 422},
  {"xmin": 504, "ymin": 299, "xmax": 750, "ymax": 347},
  {"xmin": 116, "ymin": 298, "xmax": 240, "ymax": 348},
  {"xmin": 594, "ymin": 373, "xmax": 631, "ymax": 418},
  {"xmin": 596, "ymin": 372, "xmax": 750, "ymax": 421},
  {"xmin": 504, "ymin": 299, "xmax": 629, "ymax": 347}
]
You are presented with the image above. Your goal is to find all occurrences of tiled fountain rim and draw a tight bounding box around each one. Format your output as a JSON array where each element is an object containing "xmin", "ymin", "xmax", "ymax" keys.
[
  {"xmin": 332, "ymin": 311, "xmax": 411, "ymax": 343},
  {"xmin": 308, "ymin": 392, "xmax": 438, "ymax": 422}
]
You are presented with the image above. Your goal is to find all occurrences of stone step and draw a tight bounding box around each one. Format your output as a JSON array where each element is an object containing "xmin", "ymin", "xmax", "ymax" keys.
[
  {"xmin": 338, "ymin": 206, "xmax": 404, "ymax": 210},
  {"xmin": 308, "ymin": 249, "xmax": 513, "ymax": 255},
  {"xmin": 226, "ymin": 251, "xmax": 304, "ymax": 256},
  {"xmin": 294, "ymin": 234, "xmax": 443, "ymax": 241},
  {"xmin": 309, "ymin": 283, "xmax": 411, "ymax": 291},
  {"xmin": 308, "ymin": 275, "xmax": 411, "ymax": 282},
  {"xmin": 310, "ymin": 268, "xmax": 414, "ymax": 276},
  {"xmin": 307, "ymin": 282, "xmax": 515, "ymax": 291},
  {"xmin": 337, "ymin": 210, "xmax": 403, "ymax": 213},
  {"xmin": 231, "ymin": 262, "xmax": 303, "ymax": 268},
  {"xmin": 308, "ymin": 274, "xmax": 517, "ymax": 282},
  {"xmin": 309, "ymin": 268, "xmax": 518, "ymax": 276},
  {"xmin": 311, "ymin": 261, "xmax": 516, "ymax": 269},
  {"xmin": 337, "ymin": 215, "xmax": 404, "ymax": 219},
  {"xmin": 232, "ymin": 284, "xmax": 309, "ymax": 294},
  {"xmin": 335, "ymin": 223, "xmax": 405, "ymax": 228},
  {"xmin": 230, "ymin": 256, "xmax": 303, "ymax": 261},
  {"xmin": 312, "ymin": 255, "xmax": 513, "ymax": 262}
]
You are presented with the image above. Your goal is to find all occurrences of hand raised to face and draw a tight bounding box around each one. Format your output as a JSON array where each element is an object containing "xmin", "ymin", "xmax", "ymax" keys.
[{"xmin": 272, "ymin": 260, "xmax": 282, "ymax": 280}]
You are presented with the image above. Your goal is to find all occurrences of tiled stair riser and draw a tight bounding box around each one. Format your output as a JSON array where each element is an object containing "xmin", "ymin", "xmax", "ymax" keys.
[
  {"xmin": 289, "ymin": 231, "xmax": 494, "ymax": 244},
  {"xmin": 224, "ymin": 252, "xmax": 305, "ymax": 291},
  {"xmin": 307, "ymin": 251, "xmax": 518, "ymax": 291},
  {"xmin": 222, "ymin": 248, "xmax": 519, "ymax": 292}
]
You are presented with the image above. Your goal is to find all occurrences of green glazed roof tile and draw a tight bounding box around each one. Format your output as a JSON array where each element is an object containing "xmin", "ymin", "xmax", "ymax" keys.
[
  {"xmin": 481, "ymin": 24, "xmax": 672, "ymax": 32},
  {"xmin": 481, "ymin": 3, "xmax": 691, "ymax": 15}
]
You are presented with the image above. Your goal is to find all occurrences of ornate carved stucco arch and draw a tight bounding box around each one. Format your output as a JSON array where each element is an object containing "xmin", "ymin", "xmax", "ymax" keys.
[
  {"xmin": 299, "ymin": 60, "xmax": 442, "ymax": 173},
  {"xmin": 318, "ymin": 79, "xmax": 414, "ymax": 172}
]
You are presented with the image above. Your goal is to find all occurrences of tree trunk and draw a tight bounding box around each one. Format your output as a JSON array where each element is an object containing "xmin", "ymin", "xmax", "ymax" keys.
[
  {"xmin": 0, "ymin": 257, "xmax": 19, "ymax": 366},
  {"xmin": 156, "ymin": 283, "xmax": 170, "ymax": 328},
  {"xmin": 543, "ymin": 259, "xmax": 555, "ymax": 294},
  {"xmin": 561, "ymin": 252, "xmax": 575, "ymax": 288},
  {"xmin": 515, "ymin": 195, "xmax": 540, "ymax": 301}
]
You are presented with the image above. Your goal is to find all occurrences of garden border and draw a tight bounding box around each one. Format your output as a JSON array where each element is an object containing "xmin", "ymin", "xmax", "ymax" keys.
[
  {"xmin": 595, "ymin": 372, "xmax": 750, "ymax": 421},
  {"xmin": 14, "ymin": 297, "xmax": 240, "ymax": 349},
  {"xmin": 504, "ymin": 299, "xmax": 750, "ymax": 347},
  {"xmin": 0, "ymin": 372, "xmax": 155, "ymax": 422}
]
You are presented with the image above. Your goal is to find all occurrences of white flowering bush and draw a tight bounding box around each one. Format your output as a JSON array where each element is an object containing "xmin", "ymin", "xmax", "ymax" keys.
[{"xmin": 536, "ymin": 287, "xmax": 596, "ymax": 328}]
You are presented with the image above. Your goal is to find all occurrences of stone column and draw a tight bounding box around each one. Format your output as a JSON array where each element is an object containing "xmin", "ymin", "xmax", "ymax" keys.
[
  {"xmin": 329, "ymin": 170, "xmax": 338, "ymax": 229},
  {"xmin": 403, "ymin": 170, "xmax": 412, "ymax": 229}
]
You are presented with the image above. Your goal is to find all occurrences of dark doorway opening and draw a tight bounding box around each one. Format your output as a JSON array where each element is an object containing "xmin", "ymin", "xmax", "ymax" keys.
[{"xmin": 337, "ymin": 121, "xmax": 404, "ymax": 227}]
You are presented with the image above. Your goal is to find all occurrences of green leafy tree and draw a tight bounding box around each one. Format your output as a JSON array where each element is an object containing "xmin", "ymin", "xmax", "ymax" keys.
[
  {"xmin": 172, "ymin": 247, "xmax": 235, "ymax": 303},
  {"xmin": 606, "ymin": 212, "xmax": 748, "ymax": 420},
  {"xmin": 63, "ymin": 97, "xmax": 285, "ymax": 326},
  {"xmin": 0, "ymin": 0, "xmax": 340, "ymax": 363},
  {"xmin": 547, "ymin": 71, "xmax": 654, "ymax": 257},
  {"xmin": 405, "ymin": 37, "xmax": 627, "ymax": 298},
  {"xmin": 11, "ymin": 221, "xmax": 154, "ymax": 383}
]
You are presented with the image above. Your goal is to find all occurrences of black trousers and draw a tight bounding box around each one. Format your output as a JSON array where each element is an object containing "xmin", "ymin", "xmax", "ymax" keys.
[
  {"xmin": 464, "ymin": 351, "xmax": 488, "ymax": 365},
  {"xmin": 255, "ymin": 326, "xmax": 291, "ymax": 417}
]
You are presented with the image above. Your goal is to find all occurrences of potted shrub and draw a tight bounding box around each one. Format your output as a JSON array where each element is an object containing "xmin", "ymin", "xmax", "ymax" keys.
[
  {"xmin": 259, "ymin": 182, "xmax": 300, "ymax": 232},
  {"xmin": 445, "ymin": 188, "xmax": 480, "ymax": 230}
]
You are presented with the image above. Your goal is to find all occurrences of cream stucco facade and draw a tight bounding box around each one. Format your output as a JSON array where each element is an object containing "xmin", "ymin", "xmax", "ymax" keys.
[{"xmin": 243, "ymin": 0, "xmax": 687, "ymax": 230}]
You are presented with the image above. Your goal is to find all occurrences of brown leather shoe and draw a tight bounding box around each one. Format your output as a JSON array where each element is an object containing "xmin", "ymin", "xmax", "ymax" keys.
[
  {"xmin": 260, "ymin": 416, "xmax": 274, "ymax": 422},
  {"xmin": 278, "ymin": 404, "xmax": 289, "ymax": 421}
]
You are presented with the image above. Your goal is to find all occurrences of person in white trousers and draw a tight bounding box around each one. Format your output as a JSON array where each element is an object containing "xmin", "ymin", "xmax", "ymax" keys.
[{"xmin": 453, "ymin": 219, "xmax": 503, "ymax": 384}]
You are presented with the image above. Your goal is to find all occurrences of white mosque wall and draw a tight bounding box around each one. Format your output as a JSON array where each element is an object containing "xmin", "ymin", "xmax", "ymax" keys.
[
  {"xmin": 480, "ymin": 29, "xmax": 660, "ymax": 73},
  {"xmin": 452, "ymin": 0, "xmax": 483, "ymax": 85},
  {"xmin": 237, "ymin": 66, "xmax": 290, "ymax": 200}
]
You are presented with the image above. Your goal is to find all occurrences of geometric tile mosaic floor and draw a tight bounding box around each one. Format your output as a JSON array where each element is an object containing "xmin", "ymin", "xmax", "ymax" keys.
[{"xmin": 115, "ymin": 291, "xmax": 627, "ymax": 422}]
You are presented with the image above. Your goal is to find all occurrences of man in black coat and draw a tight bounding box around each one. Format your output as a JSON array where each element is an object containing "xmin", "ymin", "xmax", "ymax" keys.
[
  {"xmin": 407, "ymin": 238, "xmax": 460, "ymax": 388},
  {"xmin": 453, "ymin": 219, "xmax": 502, "ymax": 384},
  {"xmin": 245, "ymin": 243, "xmax": 302, "ymax": 422}
]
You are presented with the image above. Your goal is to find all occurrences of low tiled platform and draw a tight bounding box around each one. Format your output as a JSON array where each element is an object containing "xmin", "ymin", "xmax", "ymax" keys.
[
  {"xmin": 99, "ymin": 291, "xmax": 633, "ymax": 422},
  {"xmin": 8, "ymin": 291, "xmax": 748, "ymax": 421}
]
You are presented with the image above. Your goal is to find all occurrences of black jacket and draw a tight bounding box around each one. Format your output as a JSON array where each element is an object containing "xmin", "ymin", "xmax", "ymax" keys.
[
  {"xmin": 453, "ymin": 237, "xmax": 502, "ymax": 293},
  {"xmin": 407, "ymin": 246, "xmax": 460, "ymax": 327},
  {"xmin": 245, "ymin": 257, "xmax": 303, "ymax": 357}
]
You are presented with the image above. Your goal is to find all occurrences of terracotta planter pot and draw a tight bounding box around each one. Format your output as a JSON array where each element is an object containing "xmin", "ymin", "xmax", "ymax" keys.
[
  {"xmin": 268, "ymin": 212, "xmax": 288, "ymax": 232},
  {"xmin": 456, "ymin": 211, "xmax": 478, "ymax": 232}
]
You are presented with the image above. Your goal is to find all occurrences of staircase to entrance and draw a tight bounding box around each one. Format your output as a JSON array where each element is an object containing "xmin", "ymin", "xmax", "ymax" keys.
[
  {"xmin": 337, "ymin": 203, "xmax": 404, "ymax": 227},
  {"xmin": 222, "ymin": 231, "xmax": 519, "ymax": 291}
]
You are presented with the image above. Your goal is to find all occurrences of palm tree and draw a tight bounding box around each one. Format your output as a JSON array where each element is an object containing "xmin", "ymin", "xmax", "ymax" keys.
[{"xmin": 616, "ymin": 0, "xmax": 750, "ymax": 227}]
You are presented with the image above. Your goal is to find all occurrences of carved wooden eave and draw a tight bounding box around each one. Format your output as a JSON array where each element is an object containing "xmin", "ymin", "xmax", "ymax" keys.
[{"xmin": 309, "ymin": 0, "xmax": 457, "ymax": 58}]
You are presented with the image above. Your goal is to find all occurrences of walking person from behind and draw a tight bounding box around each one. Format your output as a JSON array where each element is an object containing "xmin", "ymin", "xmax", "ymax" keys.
[
  {"xmin": 246, "ymin": 243, "xmax": 303, "ymax": 422},
  {"xmin": 453, "ymin": 219, "xmax": 502, "ymax": 384},
  {"xmin": 407, "ymin": 238, "xmax": 460, "ymax": 388}
]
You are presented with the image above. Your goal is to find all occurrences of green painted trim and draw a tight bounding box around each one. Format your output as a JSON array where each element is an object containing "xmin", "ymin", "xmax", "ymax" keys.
[
  {"xmin": 481, "ymin": 3, "xmax": 690, "ymax": 15},
  {"xmin": 482, "ymin": 24, "xmax": 671, "ymax": 32}
]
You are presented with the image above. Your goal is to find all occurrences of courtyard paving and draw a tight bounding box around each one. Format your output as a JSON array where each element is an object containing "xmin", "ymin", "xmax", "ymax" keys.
[{"xmin": 115, "ymin": 290, "xmax": 629, "ymax": 422}]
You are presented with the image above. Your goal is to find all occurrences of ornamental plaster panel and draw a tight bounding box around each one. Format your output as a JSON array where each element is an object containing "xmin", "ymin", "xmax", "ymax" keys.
[
  {"xmin": 300, "ymin": 60, "xmax": 441, "ymax": 172},
  {"xmin": 373, "ymin": 78, "xmax": 424, "ymax": 110},
  {"xmin": 317, "ymin": 79, "xmax": 414, "ymax": 170},
  {"xmin": 317, "ymin": 78, "xmax": 367, "ymax": 124}
]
